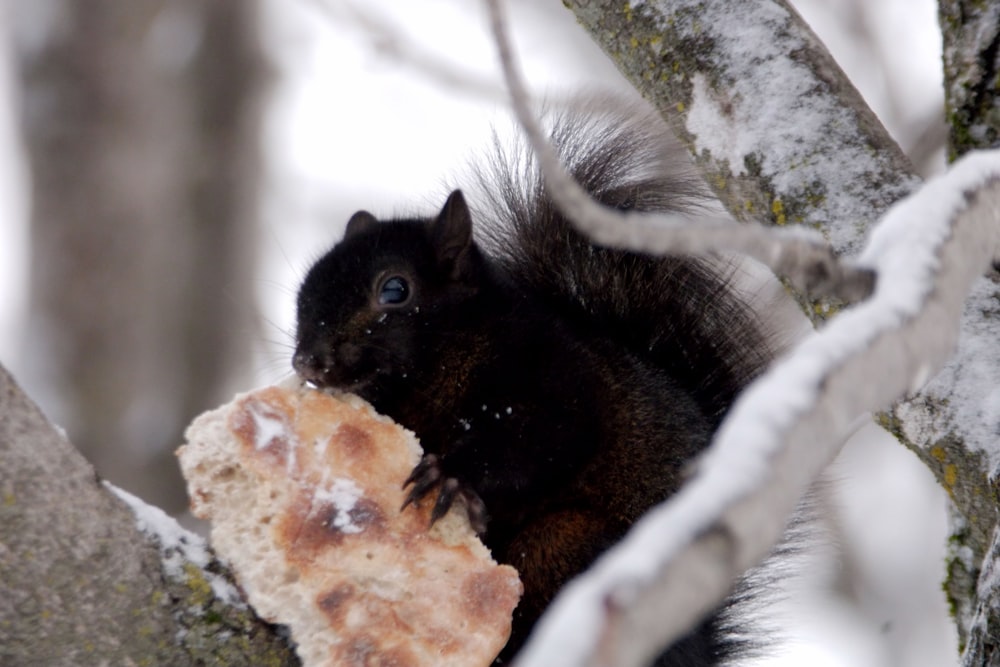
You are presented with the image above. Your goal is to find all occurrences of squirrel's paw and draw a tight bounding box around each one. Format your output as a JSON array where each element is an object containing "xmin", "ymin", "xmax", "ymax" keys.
[{"xmin": 401, "ymin": 454, "xmax": 488, "ymax": 534}]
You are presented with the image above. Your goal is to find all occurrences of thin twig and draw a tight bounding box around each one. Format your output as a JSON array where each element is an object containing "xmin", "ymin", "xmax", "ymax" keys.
[{"xmin": 306, "ymin": 0, "xmax": 507, "ymax": 101}]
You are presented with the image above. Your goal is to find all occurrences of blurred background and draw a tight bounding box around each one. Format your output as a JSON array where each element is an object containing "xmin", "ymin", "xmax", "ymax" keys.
[{"xmin": 0, "ymin": 0, "xmax": 955, "ymax": 665}]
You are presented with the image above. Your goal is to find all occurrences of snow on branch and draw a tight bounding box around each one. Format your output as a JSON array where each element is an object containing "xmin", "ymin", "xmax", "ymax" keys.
[
  {"xmin": 484, "ymin": 0, "xmax": 874, "ymax": 302},
  {"xmin": 512, "ymin": 152, "xmax": 1000, "ymax": 667},
  {"xmin": 104, "ymin": 481, "xmax": 246, "ymax": 609},
  {"xmin": 542, "ymin": 0, "xmax": 1000, "ymax": 640},
  {"xmin": 562, "ymin": 0, "xmax": 919, "ymax": 259}
]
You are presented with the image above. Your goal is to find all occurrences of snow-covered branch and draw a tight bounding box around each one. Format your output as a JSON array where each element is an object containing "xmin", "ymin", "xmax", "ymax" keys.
[
  {"xmin": 484, "ymin": 0, "xmax": 874, "ymax": 303},
  {"xmin": 555, "ymin": 0, "xmax": 1000, "ymax": 649},
  {"xmin": 562, "ymin": 0, "xmax": 919, "ymax": 261},
  {"xmin": 513, "ymin": 154, "xmax": 1000, "ymax": 667}
]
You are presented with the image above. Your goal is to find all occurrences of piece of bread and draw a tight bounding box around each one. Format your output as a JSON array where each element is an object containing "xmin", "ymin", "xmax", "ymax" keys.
[{"xmin": 176, "ymin": 383, "xmax": 522, "ymax": 667}]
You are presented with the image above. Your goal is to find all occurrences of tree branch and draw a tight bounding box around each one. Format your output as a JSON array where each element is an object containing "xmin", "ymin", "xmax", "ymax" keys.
[
  {"xmin": 306, "ymin": 0, "xmax": 506, "ymax": 101},
  {"xmin": 559, "ymin": 0, "xmax": 1000, "ymax": 652},
  {"xmin": 514, "ymin": 150, "xmax": 1000, "ymax": 667},
  {"xmin": 484, "ymin": 0, "xmax": 874, "ymax": 302},
  {"xmin": 562, "ymin": 0, "xmax": 918, "ymax": 262},
  {"xmin": 0, "ymin": 364, "xmax": 297, "ymax": 666}
]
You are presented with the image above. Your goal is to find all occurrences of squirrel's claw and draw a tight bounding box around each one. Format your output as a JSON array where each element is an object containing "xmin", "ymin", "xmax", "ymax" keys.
[
  {"xmin": 460, "ymin": 489, "xmax": 488, "ymax": 535},
  {"xmin": 401, "ymin": 454, "xmax": 488, "ymax": 535},
  {"xmin": 401, "ymin": 454, "xmax": 442, "ymax": 508},
  {"xmin": 430, "ymin": 478, "xmax": 461, "ymax": 524}
]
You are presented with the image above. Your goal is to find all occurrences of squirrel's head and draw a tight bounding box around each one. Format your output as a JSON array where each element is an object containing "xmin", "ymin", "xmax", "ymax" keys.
[{"xmin": 293, "ymin": 190, "xmax": 485, "ymax": 403}]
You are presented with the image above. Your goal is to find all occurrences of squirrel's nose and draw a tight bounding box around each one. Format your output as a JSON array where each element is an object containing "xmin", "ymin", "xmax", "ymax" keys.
[{"xmin": 292, "ymin": 349, "xmax": 327, "ymax": 384}]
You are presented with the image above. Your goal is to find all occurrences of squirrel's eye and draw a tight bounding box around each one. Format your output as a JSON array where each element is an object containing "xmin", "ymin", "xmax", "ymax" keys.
[{"xmin": 378, "ymin": 276, "xmax": 410, "ymax": 306}]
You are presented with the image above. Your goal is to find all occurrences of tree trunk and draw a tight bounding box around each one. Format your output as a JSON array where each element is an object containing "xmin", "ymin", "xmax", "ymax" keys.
[
  {"xmin": 14, "ymin": 0, "xmax": 265, "ymax": 515},
  {"xmin": 939, "ymin": 0, "xmax": 1000, "ymax": 161},
  {"xmin": 937, "ymin": 3, "xmax": 1000, "ymax": 662}
]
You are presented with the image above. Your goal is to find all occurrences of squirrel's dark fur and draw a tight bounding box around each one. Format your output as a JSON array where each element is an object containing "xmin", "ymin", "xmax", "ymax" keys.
[{"xmin": 293, "ymin": 100, "xmax": 774, "ymax": 666}]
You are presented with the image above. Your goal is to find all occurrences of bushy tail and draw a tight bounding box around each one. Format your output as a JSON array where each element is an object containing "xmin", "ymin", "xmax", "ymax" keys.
[{"xmin": 471, "ymin": 96, "xmax": 773, "ymax": 424}]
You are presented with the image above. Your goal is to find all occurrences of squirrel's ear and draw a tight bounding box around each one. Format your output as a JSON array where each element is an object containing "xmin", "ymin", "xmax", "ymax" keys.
[
  {"xmin": 431, "ymin": 190, "xmax": 474, "ymax": 280},
  {"xmin": 345, "ymin": 210, "xmax": 378, "ymax": 239}
]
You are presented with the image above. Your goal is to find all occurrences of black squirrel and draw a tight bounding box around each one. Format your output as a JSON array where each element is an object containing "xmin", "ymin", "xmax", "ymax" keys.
[{"xmin": 292, "ymin": 100, "xmax": 775, "ymax": 665}]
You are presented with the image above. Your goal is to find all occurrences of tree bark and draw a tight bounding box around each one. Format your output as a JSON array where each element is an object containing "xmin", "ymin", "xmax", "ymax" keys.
[
  {"xmin": 0, "ymin": 363, "xmax": 297, "ymax": 666},
  {"xmin": 939, "ymin": 0, "xmax": 1000, "ymax": 160},
  {"xmin": 937, "ymin": 3, "xmax": 1000, "ymax": 662}
]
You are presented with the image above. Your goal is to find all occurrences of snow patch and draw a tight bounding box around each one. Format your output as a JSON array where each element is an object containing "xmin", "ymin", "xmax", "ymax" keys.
[
  {"xmin": 862, "ymin": 152, "xmax": 1000, "ymax": 472},
  {"xmin": 105, "ymin": 482, "xmax": 245, "ymax": 608},
  {"xmin": 677, "ymin": 0, "xmax": 919, "ymax": 254}
]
